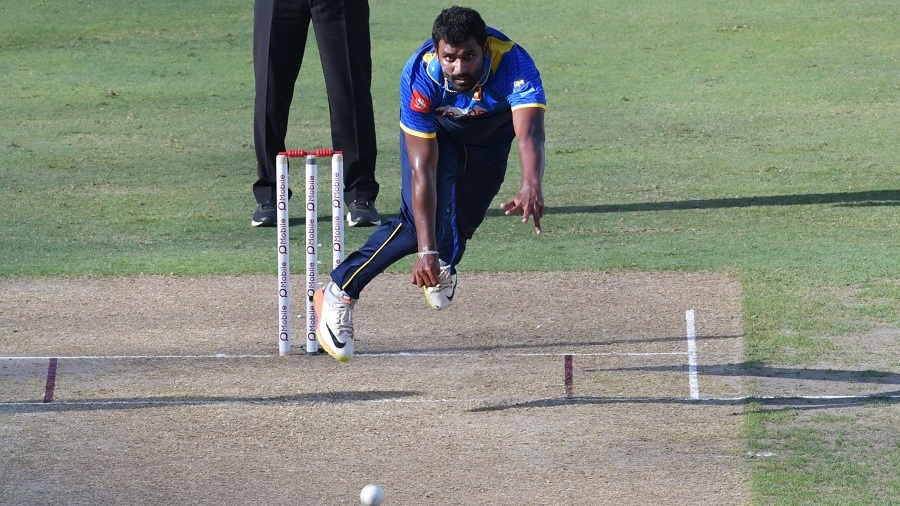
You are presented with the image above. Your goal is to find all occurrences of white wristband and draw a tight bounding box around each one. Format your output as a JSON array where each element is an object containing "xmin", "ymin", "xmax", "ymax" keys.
[{"xmin": 417, "ymin": 250, "xmax": 439, "ymax": 258}]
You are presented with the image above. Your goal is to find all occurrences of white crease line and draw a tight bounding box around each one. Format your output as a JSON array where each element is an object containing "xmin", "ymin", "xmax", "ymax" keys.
[
  {"xmin": 686, "ymin": 309, "xmax": 701, "ymax": 400},
  {"xmin": 0, "ymin": 398, "xmax": 458, "ymax": 407},
  {"xmin": 0, "ymin": 351, "xmax": 687, "ymax": 361},
  {"xmin": 0, "ymin": 354, "xmax": 275, "ymax": 360},
  {"xmin": 373, "ymin": 352, "xmax": 687, "ymax": 358}
]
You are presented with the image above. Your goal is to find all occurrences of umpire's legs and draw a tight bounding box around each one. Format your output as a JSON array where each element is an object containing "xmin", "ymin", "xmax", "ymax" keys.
[{"xmin": 252, "ymin": 0, "xmax": 310, "ymax": 205}]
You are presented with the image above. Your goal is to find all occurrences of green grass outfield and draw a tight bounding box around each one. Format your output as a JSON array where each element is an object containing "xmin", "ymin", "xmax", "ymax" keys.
[{"xmin": 2, "ymin": 0, "xmax": 898, "ymax": 503}]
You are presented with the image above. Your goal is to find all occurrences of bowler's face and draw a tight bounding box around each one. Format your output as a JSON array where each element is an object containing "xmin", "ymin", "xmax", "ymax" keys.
[{"xmin": 437, "ymin": 37, "xmax": 486, "ymax": 92}]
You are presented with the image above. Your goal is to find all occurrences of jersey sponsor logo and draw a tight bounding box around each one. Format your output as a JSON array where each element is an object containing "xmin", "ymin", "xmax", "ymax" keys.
[
  {"xmin": 410, "ymin": 89, "xmax": 431, "ymax": 113},
  {"xmin": 435, "ymin": 104, "xmax": 488, "ymax": 117},
  {"xmin": 512, "ymin": 79, "xmax": 527, "ymax": 93}
]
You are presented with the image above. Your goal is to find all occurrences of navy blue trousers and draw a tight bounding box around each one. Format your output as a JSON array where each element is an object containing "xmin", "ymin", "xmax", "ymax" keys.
[{"xmin": 331, "ymin": 127, "xmax": 513, "ymax": 298}]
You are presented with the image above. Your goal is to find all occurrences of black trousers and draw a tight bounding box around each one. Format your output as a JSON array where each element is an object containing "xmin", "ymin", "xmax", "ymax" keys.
[{"xmin": 252, "ymin": 0, "xmax": 379, "ymax": 205}]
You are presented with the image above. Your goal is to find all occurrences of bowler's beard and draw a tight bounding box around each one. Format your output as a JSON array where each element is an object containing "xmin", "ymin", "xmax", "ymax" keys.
[{"xmin": 445, "ymin": 71, "xmax": 482, "ymax": 93}]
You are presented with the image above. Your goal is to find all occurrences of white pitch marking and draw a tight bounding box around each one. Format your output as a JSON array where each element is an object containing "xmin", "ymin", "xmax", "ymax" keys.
[
  {"xmin": 0, "ymin": 354, "xmax": 275, "ymax": 361},
  {"xmin": 0, "ymin": 398, "xmax": 458, "ymax": 407},
  {"xmin": 370, "ymin": 351, "xmax": 687, "ymax": 358},
  {"xmin": 0, "ymin": 351, "xmax": 686, "ymax": 361},
  {"xmin": 685, "ymin": 309, "xmax": 700, "ymax": 400}
]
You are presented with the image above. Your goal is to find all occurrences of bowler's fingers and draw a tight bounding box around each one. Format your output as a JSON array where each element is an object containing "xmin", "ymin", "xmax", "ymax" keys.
[
  {"xmin": 501, "ymin": 198, "xmax": 543, "ymax": 234},
  {"xmin": 411, "ymin": 271, "xmax": 431, "ymax": 288},
  {"xmin": 524, "ymin": 202, "xmax": 543, "ymax": 234},
  {"xmin": 415, "ymin": 271, "xmax": 437, "ymax": 287},
  {"xmin": 501, "ymin": 198, "xmax": 527, "ymax": 217},
  {"xmin": 411, "ymin": 259, "xmax": 440, "ymax": 288}
]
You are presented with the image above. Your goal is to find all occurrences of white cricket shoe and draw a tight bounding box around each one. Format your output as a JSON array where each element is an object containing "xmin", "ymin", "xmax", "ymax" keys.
[
  {"xmin": 314, "ymin": 282, "xmax": 355, "ymax": 362},
  {"xmin": 424, "ymin": 262, "xmax": 457, "ymax": 310}
]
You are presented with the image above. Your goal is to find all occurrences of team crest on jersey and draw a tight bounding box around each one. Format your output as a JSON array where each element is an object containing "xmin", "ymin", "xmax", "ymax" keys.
[
  {"xmin": 512, "ymin": 79, "xmax": 527, "ymax": 93},
  {"xmin": 410, "ymin": 90, "xmax": 431, "ymax": 113}
]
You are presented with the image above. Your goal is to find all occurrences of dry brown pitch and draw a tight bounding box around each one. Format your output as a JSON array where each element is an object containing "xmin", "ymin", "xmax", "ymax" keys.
[{"xmin": 1, "ymin": 272, "xmax": 749, "ymax": 505}]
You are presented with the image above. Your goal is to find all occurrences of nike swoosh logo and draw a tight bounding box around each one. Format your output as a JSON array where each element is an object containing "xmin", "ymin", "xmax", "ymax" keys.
[{"xmin": 324, "ymin": 323, "xmax": 346, "ymax": 349}]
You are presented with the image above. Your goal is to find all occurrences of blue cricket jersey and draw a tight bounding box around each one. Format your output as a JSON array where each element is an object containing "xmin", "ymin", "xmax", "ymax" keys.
[{"xmin": 399, "ymin": 27, "xmax": 546, "ymax": 144}]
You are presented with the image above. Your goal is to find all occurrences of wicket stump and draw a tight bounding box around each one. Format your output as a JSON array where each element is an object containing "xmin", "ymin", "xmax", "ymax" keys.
[{"xmin": 276, "ymin": 150, "xmax": 344, "ymax": 356}]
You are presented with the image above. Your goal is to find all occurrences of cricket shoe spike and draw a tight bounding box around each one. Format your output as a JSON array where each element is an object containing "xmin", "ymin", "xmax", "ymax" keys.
[
  {"xmin": 424, "ymin": 261, "xmax": 457, "ymax": 310},
  {"xmin": 314, "ymin": 282, "xmax": 355, "ymax": 362}
]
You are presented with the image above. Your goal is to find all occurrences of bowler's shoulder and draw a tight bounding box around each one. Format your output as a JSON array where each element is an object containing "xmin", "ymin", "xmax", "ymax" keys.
[{"xmin": 402, "ymin": 39, "xmax": 442, "ymax": 85}]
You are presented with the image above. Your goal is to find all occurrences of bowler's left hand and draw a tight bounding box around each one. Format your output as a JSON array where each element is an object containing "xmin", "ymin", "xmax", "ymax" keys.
[{"xmin": 500, "ymin": 185, "xmax": 544, "ymax": 235}]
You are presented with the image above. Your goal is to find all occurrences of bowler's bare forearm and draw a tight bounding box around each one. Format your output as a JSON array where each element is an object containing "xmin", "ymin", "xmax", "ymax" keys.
[
  {"xmin": 405, "ymin": 133, "xmax": 439, "ymax": 251},
  {"xmin": 513, "ymin": 107, "xmax": 545, "ymax": 188}
]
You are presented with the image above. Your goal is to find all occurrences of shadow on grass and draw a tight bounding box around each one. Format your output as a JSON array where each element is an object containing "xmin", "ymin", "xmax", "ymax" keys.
[
  {"xmin": 485, "ymin": 189, "xmax": 900, "ymax": 216},
  {"xmin": 276, "ymin": 190, "xmax": 897, "ymax": 226},
  {"xmin": 591, "ymin": 363, "xmax": 900, "ymax": 386},
  {"xmin": 0, "ymin": 390, "xmax": 418, "ymax": 414},
  {"xmin": 371, "ymin": 334, "xmax": 742, "ymax": 356},
  {"xmin": 472, "ymin": 362, "xmax": 899, "ymax": 413},
  {"xmin": 469, "ymin": 391, "xmax": 900, "ymax": 413}
]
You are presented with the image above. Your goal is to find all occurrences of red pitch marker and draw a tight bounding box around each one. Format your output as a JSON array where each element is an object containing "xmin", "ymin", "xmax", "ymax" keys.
[
  {"xmin": 564, "ymin": 354, "xmax": 574, "ymax": 398},
  {"xmin": 43, "ymin": 358, "xmax": 58, "ymax": 403}
]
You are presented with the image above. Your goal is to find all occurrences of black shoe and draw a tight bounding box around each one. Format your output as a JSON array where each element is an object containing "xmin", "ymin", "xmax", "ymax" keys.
[
  {"xmin": 346, "ymin": 199, "xmax": 382, "ymax": 227},
  {"xmin": 251, "ymin": 201, "xmax": 276, "ymax": 227}
]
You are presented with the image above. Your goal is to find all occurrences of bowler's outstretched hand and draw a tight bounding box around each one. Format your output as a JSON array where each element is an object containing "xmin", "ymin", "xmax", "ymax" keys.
[{"xmin": 500, "ymin": 185, "xmax": 544, "ymax": 235}]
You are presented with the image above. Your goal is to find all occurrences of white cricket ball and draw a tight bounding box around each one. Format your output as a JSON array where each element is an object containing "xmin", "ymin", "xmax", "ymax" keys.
[{"xmin": 360, "ymin": 484, "xmax": 384, "ymax": 506}]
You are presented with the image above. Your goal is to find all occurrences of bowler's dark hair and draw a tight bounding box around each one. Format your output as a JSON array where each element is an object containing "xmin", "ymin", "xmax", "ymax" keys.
[{"xmin": 432, "ymin": 6, "xmax": 487, "ymax": 48}]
